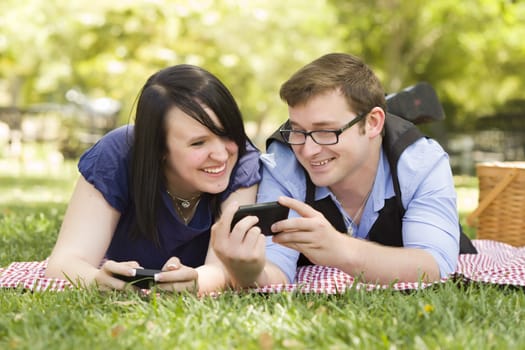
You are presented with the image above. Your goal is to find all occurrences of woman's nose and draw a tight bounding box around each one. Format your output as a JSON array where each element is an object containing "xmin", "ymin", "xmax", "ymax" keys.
[{"xmin": 209, "ymin": 139, "xmax": 230, "ymax": 161}]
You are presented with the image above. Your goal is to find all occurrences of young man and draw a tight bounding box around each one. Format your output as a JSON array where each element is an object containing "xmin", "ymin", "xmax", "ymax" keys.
[{"xmin": 260, "ymin": 53, "xmax": 473, "ymax": 284}]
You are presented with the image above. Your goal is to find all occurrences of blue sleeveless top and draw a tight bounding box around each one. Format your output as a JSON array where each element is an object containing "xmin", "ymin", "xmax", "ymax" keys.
[{"xmin": 78, "ymin": 125, "xmax": 261, "ymax": 269}]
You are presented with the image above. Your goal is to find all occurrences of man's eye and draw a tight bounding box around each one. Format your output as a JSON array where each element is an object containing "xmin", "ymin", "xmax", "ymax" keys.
[{"xmin": 190, "ymin": 140, "xmax": 205, "ymax": 146}]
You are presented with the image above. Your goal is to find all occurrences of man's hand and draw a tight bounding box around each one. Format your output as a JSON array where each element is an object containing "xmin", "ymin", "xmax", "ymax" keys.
[{"xmin": 271, "ymin": 196, "xmax": 349, "ymax": 267}]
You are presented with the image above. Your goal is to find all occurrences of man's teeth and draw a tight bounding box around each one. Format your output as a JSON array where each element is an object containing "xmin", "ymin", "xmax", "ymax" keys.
[{"xmin": 312, "ymin": 159, "xmax": 329, "ymax": 166}]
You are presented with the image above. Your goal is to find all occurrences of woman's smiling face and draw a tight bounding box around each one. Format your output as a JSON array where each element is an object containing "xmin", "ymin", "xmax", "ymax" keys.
[{"xmin": 163, "ymin": 105, "xmax": 239, "ymax": 198}]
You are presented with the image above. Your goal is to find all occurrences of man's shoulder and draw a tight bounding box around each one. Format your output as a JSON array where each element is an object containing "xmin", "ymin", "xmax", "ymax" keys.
[
  {"xmin": 399, "ymin": 137, "xmax": 446, "ymax": 165},
  {"xmin": 261, "ymin": 141, "xmax": 296, "ymax": 166},
  {"xmin": 259, "ymin": 141, "xmax": 307, "ymax": 198},
  {"xmin": 395, "ymin": 138, "xmax": 449, "ymax": 190}
]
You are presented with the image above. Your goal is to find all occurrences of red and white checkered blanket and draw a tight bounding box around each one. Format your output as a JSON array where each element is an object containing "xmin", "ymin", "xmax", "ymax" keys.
[{"xmin": 1, "ymin": 240, "xmax": 524, "ymax": 293}]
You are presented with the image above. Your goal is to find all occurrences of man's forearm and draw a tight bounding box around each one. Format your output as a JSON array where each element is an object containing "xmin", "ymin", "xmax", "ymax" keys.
[{"xmin": 338, "ymin": 239, "xmax": 441, "ymax": 284}]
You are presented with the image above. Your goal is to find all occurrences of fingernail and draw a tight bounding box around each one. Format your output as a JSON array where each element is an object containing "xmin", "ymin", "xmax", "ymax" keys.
[
  {"xmin": 154, "ymin": 273, "xmax": 160, "ymax": 282},
  {"xmin": 130, "ymin": 269, "xmax": 136, "ymax": 276},
  {"xmin": 167, "ymin": 263, "xmax": 180, "ymax": 270}
]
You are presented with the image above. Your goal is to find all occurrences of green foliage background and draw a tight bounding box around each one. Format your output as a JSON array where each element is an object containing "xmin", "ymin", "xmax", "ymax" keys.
[{"xmin": 2, "ymin": 0, "xmax": 525, "ymax": 144}]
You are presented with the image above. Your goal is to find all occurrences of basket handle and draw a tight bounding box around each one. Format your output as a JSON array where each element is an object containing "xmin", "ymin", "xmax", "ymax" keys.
[{"xmin": 466, "ymin": 167, "xmax": 519, "ymax": 226}]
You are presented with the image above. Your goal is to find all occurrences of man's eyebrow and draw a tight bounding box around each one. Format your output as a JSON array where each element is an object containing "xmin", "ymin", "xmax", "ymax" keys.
[{"xmin": 289, "ymin": 120, "xmax": 339, "ymax": 129}]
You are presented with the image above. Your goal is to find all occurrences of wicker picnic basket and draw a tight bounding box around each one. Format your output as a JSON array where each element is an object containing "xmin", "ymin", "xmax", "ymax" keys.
[{"xmin": 466, "ymin": 162, "xmax": 525, "ymax": 246}]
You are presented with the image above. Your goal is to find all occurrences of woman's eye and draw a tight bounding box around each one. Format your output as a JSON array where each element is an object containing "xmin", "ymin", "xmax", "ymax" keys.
[{"xmin": 190, "ymin": 140, "xmax": 205, "ymax": 146}]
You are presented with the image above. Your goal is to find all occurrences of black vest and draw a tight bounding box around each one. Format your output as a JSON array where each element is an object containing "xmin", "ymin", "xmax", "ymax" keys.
[{"xmin": 267, "ymin": 113, "xmax": 477, "ymax": 266}]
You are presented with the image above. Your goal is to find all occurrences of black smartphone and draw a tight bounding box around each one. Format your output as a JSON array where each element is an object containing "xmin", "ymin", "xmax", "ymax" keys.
[
  {"xmin": 231, "ymin": 201, "xmax": 289, "ymax": 235},
  {"xmin": 114, "ymin": 268, "xmax": 161, "ymax": 289}
]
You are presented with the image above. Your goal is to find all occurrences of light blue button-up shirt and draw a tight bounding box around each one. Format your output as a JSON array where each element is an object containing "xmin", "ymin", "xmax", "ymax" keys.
[{"xmin": 260, "ymin": 138, "xmax": 460, "ymax": 282}]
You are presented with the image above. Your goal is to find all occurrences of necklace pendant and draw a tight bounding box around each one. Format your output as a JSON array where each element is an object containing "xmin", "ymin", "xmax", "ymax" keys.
[{"xmin": 181, "ymin": 200, "xmax": 191, "ymax": 208}]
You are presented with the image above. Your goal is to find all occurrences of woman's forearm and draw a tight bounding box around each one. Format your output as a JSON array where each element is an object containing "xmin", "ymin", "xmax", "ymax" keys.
[
  {"xmin": 45, "ymin": 254, "xmax": 100, "ymax": 287},
  {"xmin": 195, "ymin": 263, "xmax": 229, "ymax": 294}
]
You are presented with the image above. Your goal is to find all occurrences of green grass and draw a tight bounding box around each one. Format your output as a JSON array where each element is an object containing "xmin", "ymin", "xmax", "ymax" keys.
[
  {"xmin": 1, "ymin": 283, "xmax": 524, "ymax": 349},
  {"xmin": 1, "ymin": 156, "xmax": 524, "ymax": 349},
  {"xmin": 0, "ymin": 157, "xmax": 75, "ymax": 266}
]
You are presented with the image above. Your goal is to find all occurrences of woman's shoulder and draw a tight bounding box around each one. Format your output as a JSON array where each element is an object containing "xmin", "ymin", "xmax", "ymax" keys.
[
  {"xmin": 96, "ymin": 125, "xmax": 134, "ymax": 150},
  {"xmin": 79, "ymin": 125, "xmax": 133, "ymax": 160},
  {"xmin": 224, "ymin": 140, "xmax": 262, "ymax": 195},
  {"xmin": 78, "ymin": 125, "xmax": 134, "ymax": 179},
  {"xmin": 78, "ymin": 125, "xmax": 134, "ymax": 212}
]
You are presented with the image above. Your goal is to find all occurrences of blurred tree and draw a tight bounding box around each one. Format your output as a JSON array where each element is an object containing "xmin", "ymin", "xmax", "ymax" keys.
[
  {"xmin": 1, "ymin": 0, "xmax": 524, "ymax": 148},
  {"xmin": 330, "ymin": 0, "xmax": 525, "ymax": 130},
  {"xmin": 0, "ymin": 0, "xmax": 341, "ymax": 147},
  {"xmin": 178, "ymin": 0, "xmax": 342, "ymax": 144}
]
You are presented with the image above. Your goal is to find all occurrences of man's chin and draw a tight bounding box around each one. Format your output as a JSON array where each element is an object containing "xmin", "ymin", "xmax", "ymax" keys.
[{"xmin": 308, "ymin": 174, "xmax": 333, "ymax": 188}]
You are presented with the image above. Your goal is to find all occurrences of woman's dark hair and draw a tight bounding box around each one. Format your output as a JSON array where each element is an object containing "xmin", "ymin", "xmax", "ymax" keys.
[{"xmin": 130, "ymin": 64, "xmax": 248, "ymax": 242}]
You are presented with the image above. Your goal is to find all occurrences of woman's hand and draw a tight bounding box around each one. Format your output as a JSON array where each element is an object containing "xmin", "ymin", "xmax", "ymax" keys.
[
  {"xmin": 97, "ymin": 258, "xmax": 198, "ymax": 292},
  {"xmin": 211, "ymin": 201, "xmax": 266, "ymax": 288},
  {"xmin": 154, "ymin": 257, "xmax": 199, "ymax": 292},
  {"xmin": 95, "ymin": 259, "xmax": 143, "ymax": 291}
]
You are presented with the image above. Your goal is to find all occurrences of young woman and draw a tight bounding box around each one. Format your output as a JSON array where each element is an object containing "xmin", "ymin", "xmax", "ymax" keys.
[{"xmin": 45, "ymin": 64, "xmax": 272, "ymax": 293}]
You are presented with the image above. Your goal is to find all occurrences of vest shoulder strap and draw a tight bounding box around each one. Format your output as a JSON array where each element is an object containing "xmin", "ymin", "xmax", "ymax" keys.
[
  {"xmin": 382, "ymin": 113, "xmax": 425, "ymax": 212},
  {"xmin": 266, "ymin": 121, "xmax": 288, "ymax": 150}
]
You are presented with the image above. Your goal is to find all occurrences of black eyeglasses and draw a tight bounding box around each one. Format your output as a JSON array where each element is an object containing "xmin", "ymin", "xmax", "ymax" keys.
[{"xmin": 279, "ymin": 110, "xmax": 370, "ymax": 145}]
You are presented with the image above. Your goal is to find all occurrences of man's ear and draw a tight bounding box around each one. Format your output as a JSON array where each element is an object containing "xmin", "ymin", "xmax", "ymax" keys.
[{"xmin": 366, "ymin": 107, "xmax": 385, "ymax": 137}]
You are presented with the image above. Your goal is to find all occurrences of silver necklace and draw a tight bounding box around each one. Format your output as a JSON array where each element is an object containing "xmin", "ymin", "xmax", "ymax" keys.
[
  {"xmin": 166, "ymin": 190, "xmax": 200, "ymax": 208},
  {"xmin": 353, "ymin": 187, "xmax": 373, "ymax": 224},
  {"xmin": 166, "ymin": 190, "xmax": 201, "ymax": 225},
  {"xmin": 338, "ymin": 186, "xmax": 373, "ymax": 224},
  {"xmin": 173, "ymin": 199, "xmax": 200, "ymax": 225},
  {"xmin": 339, "ymin": 185, "xmax": 374, "ymax": 236}
]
